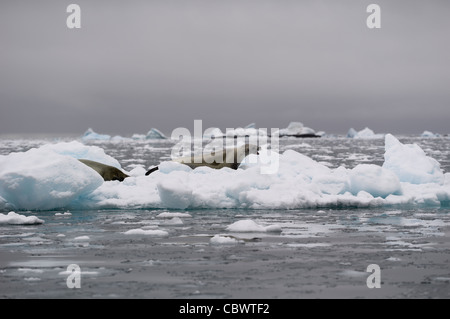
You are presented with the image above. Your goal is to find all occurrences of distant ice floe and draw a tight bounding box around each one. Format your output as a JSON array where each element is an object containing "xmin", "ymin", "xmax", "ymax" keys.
[
  {"xmin": 84, "ymin": 123, "xmax": 326, "ymax": 142},
  {"xmin": 123, "ymin": 228, "xmax": 169, "ymax": 236},
  {"xmin": 421, "ymin": 130, "xmax": 441, "ymax": 138},
  {"xmin": 0, "ymin": 211, "xmax": 44, "ymax": 225},
  {"xmin": 82, "ymin": 128, "xmax": 167, "ymax": 142},
  {"xmin": 225, "ymin": 219, "xmax": 282, "ymax": 233},
  {"xmin": 1, "ymin": 134, "xmax": 450, "ymax": 211},
  {"xmin": 347, "ymin": 127, "xmax": 384, "ymax": 139},
  {"xmin": 203, "ymin": 122, "xmax": 324, "ymax": 139},
  {"xmin": 210, "ymin": 235, "xmax": 238, "ymax": 245},
  {"xmin": 82, "ymin": 128, "xmax": 111, "ymax": 141},
  {"xmin": 272, "ymin": 122, "xmax": 322, "ymax": 138}
]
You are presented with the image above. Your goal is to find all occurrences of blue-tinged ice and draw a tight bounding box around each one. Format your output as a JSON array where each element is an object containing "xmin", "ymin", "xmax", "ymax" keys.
[
  {"xmin": 383, "ymin": 134, "xmax": 445, "ymax": 185},
  {"xmin": 146, "ymin": 128, "xmax": 167, "ymax": 139},
  {"xmin": 82, "ymin": 128, "xmax": 111, "ymax": 141},
  {"xmin": 421, "ymin": 130, "xmax": 441, "ymax": 138}
]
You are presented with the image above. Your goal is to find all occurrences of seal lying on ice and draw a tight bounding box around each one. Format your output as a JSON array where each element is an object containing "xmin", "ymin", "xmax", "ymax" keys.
[
  {"xmin": 145, "ymin": 143, "xmax": 259, "ymax": 175},
  {"xmin": 78, "ymin": 159, "xmax": 129, "ymax": 182}
]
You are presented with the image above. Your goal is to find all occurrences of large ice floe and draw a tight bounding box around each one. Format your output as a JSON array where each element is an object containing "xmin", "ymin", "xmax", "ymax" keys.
[{"xmin": 0, "ymin": 134, "xmax": 449, "ymax": 211}]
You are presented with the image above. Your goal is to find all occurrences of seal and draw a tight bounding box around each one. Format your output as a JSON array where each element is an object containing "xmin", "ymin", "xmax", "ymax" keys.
[
  {"xmin": 145, "ymin": 143, "xmax": 259, "ymax": 175},
  {"xmin": 78, "ymin": 159, "xmax": 129, "ymax": 182}
]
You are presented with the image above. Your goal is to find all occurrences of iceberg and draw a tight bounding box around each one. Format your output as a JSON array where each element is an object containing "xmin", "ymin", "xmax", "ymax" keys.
[
  {"xmin": 421, "ymin": 130, "xmax": 440, "ymax": 138},
  {"xmin": 273, "ymin": 122, "xmax": 319, "ymax": 138},
  {"xmin": 347, "ymin": 127, "xmax": 384, "ymax": 139},
  {"xmin": 146, "ymin": 128, "xmax": 167, "ymax": 140},
  {"xmin": 82, "ymin": 128, "xmax": 111, "ymax": 141},
  {"xmin": 130, "ymin": 128, "xmax": 167, "ymax": 140}
]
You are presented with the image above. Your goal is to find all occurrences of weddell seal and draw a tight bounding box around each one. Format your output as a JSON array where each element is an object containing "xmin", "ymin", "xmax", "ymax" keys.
[
  {"xmin": 78, "ymin": 159, "xmax": 129, "ymax": 182},
  {"xmin": 145, "ymin": 143, "xmax": 260, "ymax": 175}
]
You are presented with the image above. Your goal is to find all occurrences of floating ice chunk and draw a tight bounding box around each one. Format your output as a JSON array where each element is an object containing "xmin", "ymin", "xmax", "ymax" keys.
[
  {"xmin": 349, "ymin": 164, "xmax": 402, "ymax": 198},
  {"xmin": 383, "ymin": 134, "xmax": 444, "ymax": 185},
  {"xmin": 273, "ymin": 122, "xmax": 318, "ymax": 137},
  {"xmin": 210, "ymin": 235, "xmax": 238, "ymax": 245},
  {"xmin": 347, "ymin": 128, "xmax": 358, "ymax": 138},
  {"xmin": 123, "ymin": 228, "xmax": 169, "ymax": 236},
  {"xmin": 0, "ymin": 144, "xmax": 104, "ymax": 210},
  {"xmin": 55, "ymin": 211, "xmax": 72, "ymax": 216},
  {"xmin": 347, "ymin": 127, "xmax": 384, "ymax": 139},
  {"xmin": 73, "ymin": 236, "xmax": 90, "ymax": 241},
  {"xmin": 0, "ymin": 211, "xmax": 44, "ymax": 225},
  {"xmin": 146, "ymin": 128, "xmax": 167, "ymax": 140},
  {"xmin": 225, "ymin": 219, "xmax": 282, "ymax": 233},
  {"xmin": 82, "ymin": 128, "xmax": 111, "ymax": 141},
  {"xmin": 421, "ymin": 130, "xmax": 440, "ymax": 138}
]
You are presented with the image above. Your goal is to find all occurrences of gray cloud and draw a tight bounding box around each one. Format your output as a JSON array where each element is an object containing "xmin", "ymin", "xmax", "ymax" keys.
[{"xmin": 1, "ymin": 0, "xmax": 449, "ymax": 135}]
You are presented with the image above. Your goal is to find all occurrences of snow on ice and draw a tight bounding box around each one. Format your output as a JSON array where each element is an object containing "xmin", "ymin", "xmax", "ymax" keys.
[
  {"xmin": 1, "ymin": 134, "xmax": 450, "ymax": 211},
  {"xmin": 0, "ymin": 211, "xmax": 44, "ymax": 225},
  {"xmin": 225, "ymin": 220, "xmax": 282, "ymax": 233}
]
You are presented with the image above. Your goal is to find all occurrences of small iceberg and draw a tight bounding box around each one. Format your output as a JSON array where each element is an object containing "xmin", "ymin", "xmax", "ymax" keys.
[
  {"xmin": 273, "ymin": 122, "xmax": 320, "ymax": 138},
  {"xmin": 146, "ymin": 128, "xmax": 167, "ymax": 140},
  {"xmin": 421, "ymin": 130, "xmax": 440, "ymax": 138},
  {"xmin": 347, "ymin": 127, "xmax": 384, "ymax": 139},
  {"xmin": 0, "ymin": 211, "xmax": 44, "ymax": 225},
  {"xmin": 132, "ymin": 128, "xmax": 167, "ymax": 140},
  {"xmin": 82, "ymin": 128, "xmax": 111, "ymax": 141},
  {"xmin": 210, "ymin": 235, "xmax": 238, "ymax": 245},
  {"xmin": 225, "ymin": 219, "xmax": 282, "ymax": 233}
]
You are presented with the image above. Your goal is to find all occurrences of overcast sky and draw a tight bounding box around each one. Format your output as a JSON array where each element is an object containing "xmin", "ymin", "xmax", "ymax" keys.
[{"xmin": 1, "ymin": 0, "xmax": 449, "ymax": 136}]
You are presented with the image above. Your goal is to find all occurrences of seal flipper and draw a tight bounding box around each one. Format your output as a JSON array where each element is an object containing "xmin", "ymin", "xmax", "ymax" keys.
[{"xmin": 145, "ymin": 166, "xmax": 159, "ymax": 176}]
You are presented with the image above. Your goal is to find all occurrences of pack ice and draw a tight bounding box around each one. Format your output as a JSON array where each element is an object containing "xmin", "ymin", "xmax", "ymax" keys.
[{"xmin": 0, "ymin": 134, "xmax": 449, "ymax": 211}]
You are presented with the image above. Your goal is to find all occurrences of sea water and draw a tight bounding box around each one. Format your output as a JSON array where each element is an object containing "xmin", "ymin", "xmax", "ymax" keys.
[{"xmin": 0, "ymin": 134, "xmax": 449, "ymax": 298}]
